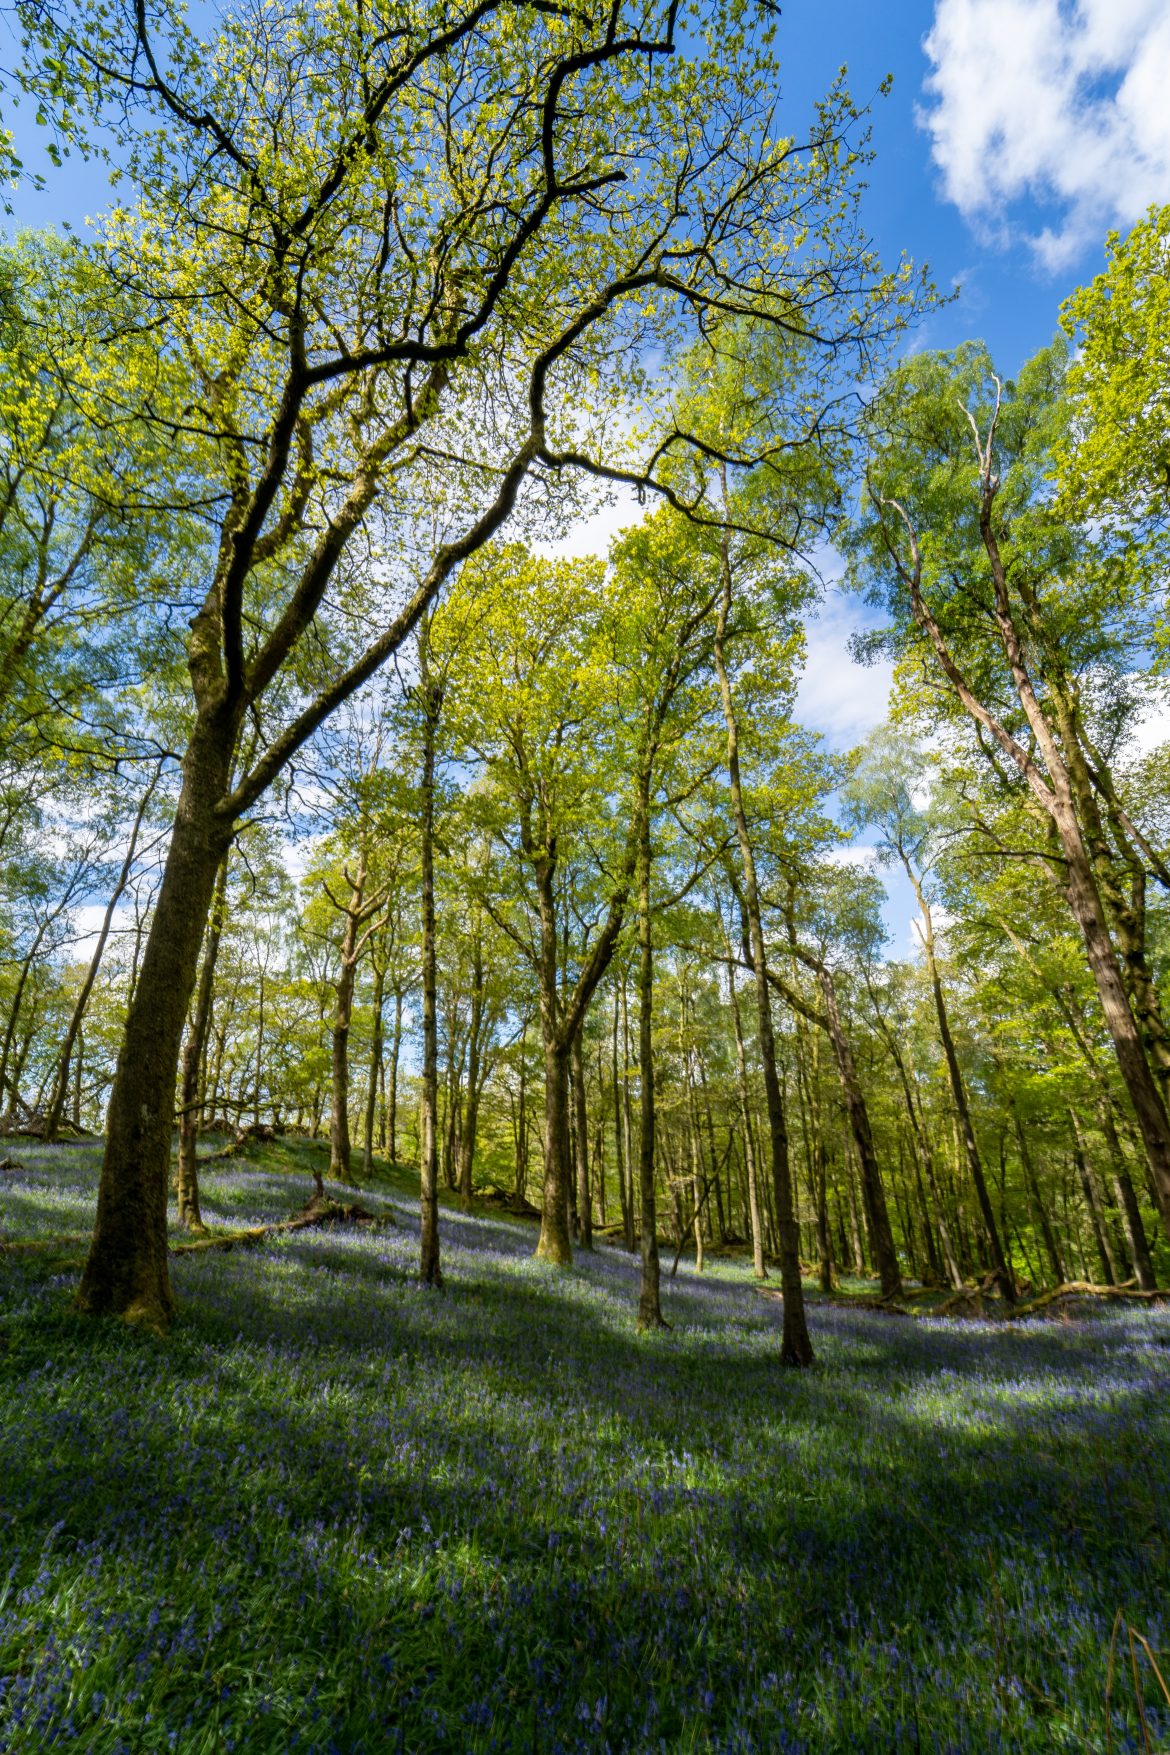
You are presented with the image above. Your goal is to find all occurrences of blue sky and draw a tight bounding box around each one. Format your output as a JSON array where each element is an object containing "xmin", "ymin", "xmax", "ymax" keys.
[
  {"xmin": 5, "ymin": 0, "xmax": 1168, "ymax": 951},
  {"xmin": 773, "ymin": 0, "xmax": 1170, "ymax": 951},
  {"xmin": 8, "ymin": 0, "xmax": 1166, "ymax": 368}
]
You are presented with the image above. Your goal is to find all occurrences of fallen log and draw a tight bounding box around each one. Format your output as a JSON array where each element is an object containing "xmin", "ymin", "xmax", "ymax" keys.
[
  {"xmin": 202, "ymin": 1121, "xmax": 287, "ymax": 1162},
  {"xmin": 927, "ymin": 1274, "xmax": 1008, "ymax": 1318},
  {"xmin": 479, "ymin": 1184, "xmax": 541, "ymax": 1219},
  {"xmin": 169, "ymin": 1196, "xmax": 394, "ymax": 1255},
  {"xmin": 0, "ymin": 1232, "xmax": 89, "ymax": 1254},
  {"xmin": 1006, "ymin": 1280, "xmax": 1168, "ymax": 1319},
  {"xmin": 0, "ymin": 1117, "xmax": 96, "ymax": 1141}
]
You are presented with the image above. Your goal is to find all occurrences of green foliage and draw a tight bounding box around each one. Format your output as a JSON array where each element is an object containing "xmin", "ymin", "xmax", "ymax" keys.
[
  {"xmin": 0, "ymin": 231, "xmax": 199, "ymax": 758},
  {"xmin": 1061, "ymin": 204, "xmax": 1170, "ymax": 533}
]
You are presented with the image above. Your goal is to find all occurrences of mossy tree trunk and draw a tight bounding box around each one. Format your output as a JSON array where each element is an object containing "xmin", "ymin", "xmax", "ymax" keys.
[{"xmin": 78, "ymin": 717, "xmax": 237, "ymax": 1327}]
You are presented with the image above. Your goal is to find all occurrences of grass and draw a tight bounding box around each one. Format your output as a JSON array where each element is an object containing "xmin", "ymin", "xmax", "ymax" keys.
[{"xmin": 1, "ymin": 1142, "xmax": 1168, "ymax": 1753}]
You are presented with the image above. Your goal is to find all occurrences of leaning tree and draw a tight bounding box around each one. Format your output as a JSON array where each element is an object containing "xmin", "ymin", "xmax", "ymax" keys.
[{"xmin": 18, "ymin": 0, "xmax": 918, "ymax": 1323}]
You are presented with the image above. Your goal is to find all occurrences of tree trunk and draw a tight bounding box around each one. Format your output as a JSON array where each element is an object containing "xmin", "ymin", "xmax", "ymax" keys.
[
  {"xmin": 696, "ymin": 1058, "xmax": 724, "ymax": 1244},
  {"xmin": 46, "ymin": 767, "xmax": 160, "ymax": 1141},
  {"xmin": 725, "ymin": 942, "xmax": 766, "ymax": 1280},
  {"xmin": 72, "ymin": 1027, "xmax": 83, "ymax": 1127},
  {"xmin": 362, "ymin": 955, "xmax": 385, "ymax": 1178},
  {"xmin": 816, "ymin": 965, "xmax": 901, "ymax": 1298},
  {"xmin": 387, "ymin": 987, "xmax": 402, "ymax": 1163},
  {"xmin": 1099, "ymin": 1102, "xmax": 1156, "ymax": 1290},
  {"xmin": 513, "ymin": 1017, "xmax": 530, "ymax": 1208},
  {"xmin": 418, "ymin": 622, "xmax": 442, "ymax": 1286},
  {"xmin": 793, "ymin": 1017, "xmax": 832, "ymax": 1292},
  {"xmin": 441, "ymin": 1022, "xmax": 466, "ymax": 1193},
  {"xmin": 329, "ymin": 848, "xmax": 367, "ymax": 1185},
  {"xmin": 0, "ymin": 942, "xmax": 40, "ymax": 1120},
  {"xmin": 892, "ymin": 1027, "xmax": 963, "ymax": 1289},
  {"xmin": 689, "ymin": 1102, "xmax": 704, "ymax": 1272},
  {"xmin": 177, "ymin": 851, "xmax": 230, "ymax": 1230},
  {"xmin": 0, "ymin": 884, "xmax": 81, "ymax": 1120},
  {"xmin": 530, "ymin": 812, "xmax": 625, "ymax": 1263},
  {"xmin": 612, "ymin": 988, "xmax": 632, "ymax": 1250},
  {"xmin": 592, "ymin": 1040, "xmax": 606, "ymax": 1229},
  {"xmin": 714, "ymin": 539, "xmax": 812, "ymax": 1366},
  {"xmin": 252, "ymin": 971, "xmax": 265, "ymax": 1131},
  {"xmin": 1014, "ymin": 1111, "xmax": 1064, "ymax": 1285},
  {"xmin": 909, "ymin": 1138, "xmax": 943, "ymax": 1285},
  {"xmin": 1060, "ymin": 834, "xmax": 1170, "ymax": 1236},
  {"xmin": 1069, "ymin": 1108, "xmax": 1119, "ymax": 1285},
  {"xmin": 458, "ymin": 940, "xmax": 486, "ymax": 1209},
  {"xmin": 621, "ymin": 974, "xmax": 636, "ymax": 1249},
  {"xmin": 920, "ymin": 917, "xmax": 1014, "ymax": 1300},
  {"xmin": 537, "ymin": 1034, "xmax": 573, "ymax": 1264},
  {"xmin": 845, "ymin": 1159, "xmax": 866, "ymax": 1275},
  {"xmin": 634, "ymin": 805, "xmax": 664, "ymax": 1323},
  {"xmin": 571, "ymin": 1026, "xmax": 592, "ymax": 1250},
  {"xmin": 78, "ymin": 721, "xmax": 236, "ymax": 1326}
]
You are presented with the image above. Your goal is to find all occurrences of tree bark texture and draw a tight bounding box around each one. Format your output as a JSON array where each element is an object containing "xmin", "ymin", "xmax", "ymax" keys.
[{"xmin": 78, "ymin": 721, "xmax": 236, "ymax": 1326}]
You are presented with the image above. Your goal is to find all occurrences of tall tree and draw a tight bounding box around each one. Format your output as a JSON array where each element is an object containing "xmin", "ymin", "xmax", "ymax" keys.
[
  {"xmin": 851, "ymin": 344, "xmax": 1170, "ymax": 1247},
  {"xmin": 844, "ymin": 728, "xmax": 1013, "ymax": 1298},
  {"xmin": 438, "ymin": 547, "xmax": 635, "ymax": 1266},
  {"xmin": 17, "ymin": 0, "xmax": 902, "ymax": 1324},
  {"xmin": 608, "ymin": 510, "xmax": 722, "ymax": 1323}
]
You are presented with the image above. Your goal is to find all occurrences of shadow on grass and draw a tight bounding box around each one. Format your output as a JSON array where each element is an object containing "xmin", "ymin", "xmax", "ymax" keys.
[{"xmin": 1, "ymin": 1156, "xmax": 1169, "ymax": 1753}]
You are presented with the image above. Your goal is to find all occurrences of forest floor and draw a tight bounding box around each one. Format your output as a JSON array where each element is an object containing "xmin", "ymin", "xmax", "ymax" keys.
[{"xmin": 1, "ymin": 1142, "xmax": 1168, "ymax": 1754}]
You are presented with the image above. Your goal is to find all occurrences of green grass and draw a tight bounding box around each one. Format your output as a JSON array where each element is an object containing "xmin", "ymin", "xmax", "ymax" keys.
[{"xmin": 1, "ymin": 1142, "xmax": 1168, "ymax": 1752}]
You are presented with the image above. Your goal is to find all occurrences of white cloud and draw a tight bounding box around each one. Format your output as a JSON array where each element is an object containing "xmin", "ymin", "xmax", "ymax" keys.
[
  {"xmin": 1129, "ymin": 691, "xmax": 1170, "ymax": 759},
  {"xmin": 537, "ymin": 483, "xmax": 646, "ymax": 561},
  {"xmin": 64, "ymin": 904, "xmax": 134, "ymax": 963},
  {"xmin": 919, "ymin": 0, "xmax": 1170, "ymax": 269},
  {"xmin": 796, "ymin": 591, "xmax": 895, "ymax": 750}
]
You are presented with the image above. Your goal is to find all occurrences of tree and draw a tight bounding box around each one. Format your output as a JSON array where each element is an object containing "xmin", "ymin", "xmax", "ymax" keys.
[
  {"xmin": 607, "ymin": 509, "xmax": 723, "ymax": 1322},
  {"xmin": 1060, "ymin": 204, "xmax": 1170, "ymax": 534},
  {"xmin": 674, "ymin": 321, "xmax": 851, "ymax": 1363},
  {"xmin": 18, "ymin": 0, "xmax": 913, "ymax": 1325},
  {"xmin": 844, "ymin": 727, "xmax": 1012, "ymax": 1298},
  {"xmin": 43, "ymin": 763, "xmax": 163, "ymax": 1141},
  {"xmin": 437, "ymin": 545, "xmax": 633, "ymax": 1265},
  {"xmin": 850, "ymin": 343, "xmax": 1170, "ymax": 1247},
  {"xmin": 0, "ymin": 234, "xmax": 186, "ymax": 751},
  {"xmin": 712, "ymin": 542, "xmax": 815, "ymax": 1363},
  {"xmin": 416, "ymin": 611, "xmax": 444, "ymax": 1285},
  {"xmin": 175, "ymin": 850, "xmax": 229, "ymax": 1229}
]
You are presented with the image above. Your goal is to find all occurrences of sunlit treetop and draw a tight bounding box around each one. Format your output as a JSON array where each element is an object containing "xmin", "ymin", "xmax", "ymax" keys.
[{"xmin": 1061, "ymin": 203, "xmax": 1170, "ymax": 539}]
